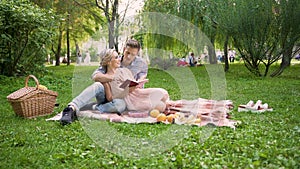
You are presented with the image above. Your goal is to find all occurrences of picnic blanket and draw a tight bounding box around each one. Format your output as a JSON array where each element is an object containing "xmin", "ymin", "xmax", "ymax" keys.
[{"xmin": 47, "ymin": 98, "xmax": 238, "ymax": 128}]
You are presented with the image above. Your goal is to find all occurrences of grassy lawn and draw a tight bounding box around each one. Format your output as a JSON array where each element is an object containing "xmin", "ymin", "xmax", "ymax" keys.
[{"xmin": 0, "ymin": 63, "xmax": 299, "ymax": 168}]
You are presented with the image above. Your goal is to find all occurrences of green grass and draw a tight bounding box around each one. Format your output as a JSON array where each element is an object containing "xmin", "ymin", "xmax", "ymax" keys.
[{"xmin": 0, "ymin": 63, "xmax": 299, "ymax": 168}]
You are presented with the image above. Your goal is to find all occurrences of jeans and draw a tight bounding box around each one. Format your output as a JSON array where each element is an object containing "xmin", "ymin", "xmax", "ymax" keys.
[{"xmin": 69, "ymin": 82, "xmax": 126, "ymax": 113}]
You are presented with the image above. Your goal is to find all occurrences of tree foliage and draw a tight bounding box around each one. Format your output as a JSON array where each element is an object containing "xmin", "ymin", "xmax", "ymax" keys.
[
  {"xmin": 143, "ymin": 0, "xmax": 208, "ymax": 58},
  {"xmin": 143, "ymin": 0, "xmax": 300, "ymax": 76},
  {"xmin": 0, "ymin": 0, "xmax": 57, "ymax": 76},
  {"xmin": 270, "ymin": 0, "xmax": 300, "ymax": 76},
  {"xmin": 212, "ymin": 0, "xmax": 300, "ymax": 76},
  {"xmin": 32, "ymin": 0, "xmax": 103, "ymax": 66}
]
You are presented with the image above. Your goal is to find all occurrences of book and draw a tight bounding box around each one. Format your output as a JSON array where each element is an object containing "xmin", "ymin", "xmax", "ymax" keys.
[{"xmin": 119, "ymin": 79, "xmax": 149, "ymax": 89}]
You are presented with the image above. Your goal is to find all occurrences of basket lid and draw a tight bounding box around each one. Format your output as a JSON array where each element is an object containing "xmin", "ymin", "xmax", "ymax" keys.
[
  {"xmin": 7, "ymin": 87, "xmax": 58, "ymax": 100},
  {"xmin": 7, "ymin": 87, "xmax": 37, "ymax": 100},
  {"xmin": 7, "ymin": 75, "xmax": 58, "ymax": 100}
]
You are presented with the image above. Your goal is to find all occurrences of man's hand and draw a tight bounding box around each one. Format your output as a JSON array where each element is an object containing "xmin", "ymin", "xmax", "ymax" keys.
[
  {"xmin": 93, "ymin": 72, "xmax": 114, "ymax": 83},
  {"xmin": 103, "ymin": 82, "xmax": 113, "ymax": 102}
]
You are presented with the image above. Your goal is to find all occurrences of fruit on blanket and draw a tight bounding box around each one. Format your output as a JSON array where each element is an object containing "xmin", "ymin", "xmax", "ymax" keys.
[
  {"xmin": 167, "ymin": 114, "xmax": 175, "ymax": 123},
  {"xmin": 194, "ymin": 118, "xmax": 201, "ymax": 123},
  {"xmin": 150, "ymin": 109, "xmax": 160, "ymax": 118},
  {"xmin": 38, "ymin": 85, "xmax": 48, "ymax": 90},
  {"xmin": 156, "ymin": 113, "xmax": 167, "ymax": 122}
]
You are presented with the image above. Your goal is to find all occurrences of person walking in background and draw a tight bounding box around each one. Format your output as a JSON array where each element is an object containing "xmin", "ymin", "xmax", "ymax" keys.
[
  {"xmin": 84, "ymin": 51, "xmax": 91, "ymax": 65},
  {"xmin": 77, "ymin": 51, "xmax": 82, "ymax": 65}
]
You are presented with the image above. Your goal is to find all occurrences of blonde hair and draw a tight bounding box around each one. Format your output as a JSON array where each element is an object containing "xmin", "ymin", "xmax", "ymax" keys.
[{"xmin": 99, "ymin": 49, "xmax": 115, "ymax": 67}]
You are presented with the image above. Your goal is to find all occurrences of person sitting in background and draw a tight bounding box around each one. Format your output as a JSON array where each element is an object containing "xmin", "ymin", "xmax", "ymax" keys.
[
  {"xmin": 188, "ymin": 52, "xmax": 196, "ymax": 67},
  {"xmin": 177, "ymin": 56, "xmax": 188, "ymax": 67}
]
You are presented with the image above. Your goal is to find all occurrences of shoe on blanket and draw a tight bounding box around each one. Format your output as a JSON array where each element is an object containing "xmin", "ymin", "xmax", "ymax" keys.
[{"xmin": 60, "ymin": 106, "xmax": 77, "ymax": 125}]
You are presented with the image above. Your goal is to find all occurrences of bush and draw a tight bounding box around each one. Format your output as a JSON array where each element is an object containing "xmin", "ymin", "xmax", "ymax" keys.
[{"xmin": 0, "ymin": 0, "xmax": 57, "ymax": 76}]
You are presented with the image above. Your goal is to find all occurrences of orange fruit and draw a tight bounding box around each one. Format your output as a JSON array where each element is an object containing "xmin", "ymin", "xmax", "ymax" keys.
[
  {"xmin": 167, "ymin": 114, "xmax": 175, "ymax": 123},
  {"xmin": 156, "ymin": 113, "xmax": 167, "ymax": 122},
  {"xmin": 150, "ymin": 109, "xmax": 160, "ymax": 118}
]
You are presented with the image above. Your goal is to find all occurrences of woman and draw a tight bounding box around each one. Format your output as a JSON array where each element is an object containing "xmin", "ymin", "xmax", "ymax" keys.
[{"xmin": 100, "ymin": 49, "xmax": 169, "ymax": 113}]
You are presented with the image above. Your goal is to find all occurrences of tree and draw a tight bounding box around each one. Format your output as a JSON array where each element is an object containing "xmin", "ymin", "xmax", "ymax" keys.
[
  {"xmin": 0, "ymin": 0, "xmax": 57, "ymax": 76},
  {"xmin": 95, "ymin": 0, "xmax": 139, "ymax": 51},
  {"xmin": 32, "ymin": 0, "xmax": 103, "ymax": 66},
  {"xmin": 212, "ymin": 0, "xmax": 300, "ymax": 76},
  {"xmin": 270, "ymin": 0, "xmax": 300, "ymax": 77},
  {"xmin": 143, "ymin": 0, "xmax": 206, "ymax": 57},
  {"xmin": 205, "ymin": 0, "xmax": 235, "ymax": 71}
]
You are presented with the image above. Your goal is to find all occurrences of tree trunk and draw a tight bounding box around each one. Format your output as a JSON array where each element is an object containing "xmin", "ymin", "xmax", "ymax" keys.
[
  {"xmin": 224, "ymin": 35, "xmax": 229, "ymax": 72},
  {"xmin": 208, "ymin": 38, "xmax": 217, "ymax": 64},
  {"xmin": 66, "ymin": 26, "xmax": 70, "ymax": 65},
  {"xmin": 208, "ymin": 47, "xmax": 217, "ymax": 64},
  {"xmin": 108, "ymin": 21, "xmax": 115, "ymax": 49},
  {"xmin": 264, "ymin": 64, "xmax": 270, "ymax": 77},
  {"xmin": 75, "ymin": 42, "xmax": 80, "ymax": 64},
  {"xmin": 270, "ymin": 46, "xmax": 293, "ymax": 77},
  {"xmin": 55, "ymin": 29, "xmax": 63, "ymax": 66},
  {"xmin": 95, "ymin": 0, "xmax": 120, "ymax": 50},
  {"xmin": 114, "ymin": 13, "xmax": 119, "ymax": 52}
]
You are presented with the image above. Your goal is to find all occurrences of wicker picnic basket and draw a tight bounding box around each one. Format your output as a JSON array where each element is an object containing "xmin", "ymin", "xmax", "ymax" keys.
[{"xmin": 7, "ymin": 75, "xmax": 58, "ymax": 118}]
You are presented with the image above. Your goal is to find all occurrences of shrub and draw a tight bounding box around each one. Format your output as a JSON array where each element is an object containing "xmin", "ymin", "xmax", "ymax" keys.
[{"xmin": 0, "ymin": 0, "xmax": 57, "ymax": 76}]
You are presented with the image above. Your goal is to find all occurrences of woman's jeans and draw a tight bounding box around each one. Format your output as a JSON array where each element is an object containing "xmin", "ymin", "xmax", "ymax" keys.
[{"xmin": 69, "ymin": 82, "xmax": 126, "ymax": 113}]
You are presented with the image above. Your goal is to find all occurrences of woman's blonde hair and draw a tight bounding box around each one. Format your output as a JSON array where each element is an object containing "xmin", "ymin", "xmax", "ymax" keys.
[{"xmin": 99, "ymin": 49, "xmax": 116, "ymax": 67}]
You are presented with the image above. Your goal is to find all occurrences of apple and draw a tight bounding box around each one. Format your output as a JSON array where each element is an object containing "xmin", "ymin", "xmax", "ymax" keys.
[{"xmin": 167, "ymin": 114, "xmax": 175, "ymax": 123}]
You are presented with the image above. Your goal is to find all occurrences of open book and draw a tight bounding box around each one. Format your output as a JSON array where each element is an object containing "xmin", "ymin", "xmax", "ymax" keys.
[{"xmin": 119, "ymin": 79, "xmax": 149, "ymax": 89}]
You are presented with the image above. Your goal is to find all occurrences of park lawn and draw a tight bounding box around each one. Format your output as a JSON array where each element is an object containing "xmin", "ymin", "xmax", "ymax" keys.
[{"xmin": 0, "ymin": 63, "xmax": 299, "ymax": 168}]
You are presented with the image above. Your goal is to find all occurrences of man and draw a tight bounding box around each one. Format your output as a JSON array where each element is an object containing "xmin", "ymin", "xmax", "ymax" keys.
[
  {"xmin": 60, "ymin": 39, "xmax": 148, "ymax": 125},
  {"xmin": 188, "ymin": 52, "xmax": 196, "ymax": 67}
]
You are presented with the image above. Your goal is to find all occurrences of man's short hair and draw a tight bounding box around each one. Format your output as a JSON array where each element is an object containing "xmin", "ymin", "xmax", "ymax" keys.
[{"xmin": 125, "ymin": 39, "xmax": 140, "ymax": 51}]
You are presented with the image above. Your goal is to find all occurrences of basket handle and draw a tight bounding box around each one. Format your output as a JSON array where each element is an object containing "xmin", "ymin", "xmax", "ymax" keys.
[{"xmin": 25, "ymin": 75, "xmax": 40, "ymax": 89}]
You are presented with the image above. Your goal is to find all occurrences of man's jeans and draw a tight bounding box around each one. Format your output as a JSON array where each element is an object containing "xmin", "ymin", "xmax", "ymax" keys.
[{"xmin": 69, "ymin": 82, "xmax": 126, "ymax": 113}]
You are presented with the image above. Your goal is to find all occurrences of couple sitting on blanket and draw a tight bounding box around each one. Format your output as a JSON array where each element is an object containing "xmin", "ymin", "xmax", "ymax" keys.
[
  {"xmin": 60, "ymin": 39, "xmax": 168, "ymax": 125},
  {"xmin": 60, "ymin": 39, "xmax": 233, "ymax": 126}
]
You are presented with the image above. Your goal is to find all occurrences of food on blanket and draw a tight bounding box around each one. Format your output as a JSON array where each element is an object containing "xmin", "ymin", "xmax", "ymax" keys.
[
  {"xmin": 194, "ymin": 118, "xmax": 201, "ymax": 123},
  {"xmin": 150, "ymin": 109, "xmax": 160, "ymax": 118},
  {"xmin": 37, "ymin": 85, "xmax": 48, "ymax": 90},
  {"xmin": 167, "ymin": 114, "xmax": 175, "ymax": 123},
  {"xmin": 156, "ymin": 113, "xmax": 167, "ymax": 122}
]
